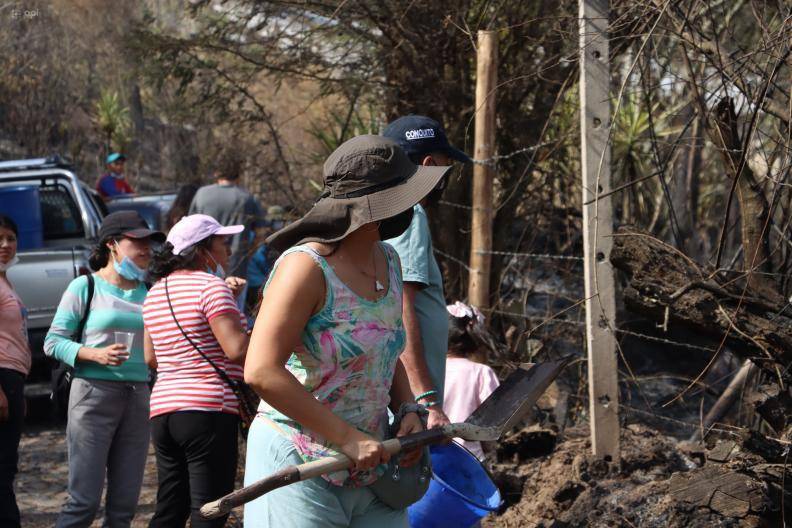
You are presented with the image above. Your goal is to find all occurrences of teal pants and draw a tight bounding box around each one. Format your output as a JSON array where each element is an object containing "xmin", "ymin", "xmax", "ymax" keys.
[{"xmin": 243, "ymin": 418, "xmax": 408, "ymax": 528}]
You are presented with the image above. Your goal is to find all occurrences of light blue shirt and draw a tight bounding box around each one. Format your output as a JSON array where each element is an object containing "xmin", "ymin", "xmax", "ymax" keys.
[
  {"xmin": 44, "ymin": 274, "xmax": 149, "ymax": 382},
  {"xmin": 385, "ymin": 204, "xmax": 449, "ymax": 404}
]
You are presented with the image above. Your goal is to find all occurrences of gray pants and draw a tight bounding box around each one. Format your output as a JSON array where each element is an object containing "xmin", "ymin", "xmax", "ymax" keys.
[{"xmin": 56, "ymin": 378, "xmax": 151, "ymax": 528}]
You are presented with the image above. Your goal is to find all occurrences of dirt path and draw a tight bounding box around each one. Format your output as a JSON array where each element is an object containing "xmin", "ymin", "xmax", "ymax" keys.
[
  {"xmin": 16, "ymin": 426, "xmax": 243, "ymax": 527},
  {"xmin": 16, "ymin": 426, "xmax": 158, "ymax": 527}
]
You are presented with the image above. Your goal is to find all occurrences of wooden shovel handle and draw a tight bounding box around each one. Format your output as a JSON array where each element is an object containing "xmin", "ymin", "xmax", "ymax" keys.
[
  {"xmin": 200, "ymin": 465, "xmax": 303, "ymax": 519},
  {"xmin": 200, "ymin": 428, "xmax": 446, "ymax": 519},
  {"xmin": 396, "ymin": 427, "xmax": 446, "ymax": 452}
]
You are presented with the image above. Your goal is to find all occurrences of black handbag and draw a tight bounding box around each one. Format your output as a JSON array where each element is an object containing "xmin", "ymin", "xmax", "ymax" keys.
[
  {"xmin": 164, "ymin": 277, "xmax": 260, "ymax": 438},
  {"xmin": 368, "ymin": 404, "xmax": 432, "ymax": 509}
]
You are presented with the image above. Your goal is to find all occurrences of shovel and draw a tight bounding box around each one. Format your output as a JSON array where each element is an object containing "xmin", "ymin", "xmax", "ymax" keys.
[{"xmin": 200, "ymin": 357, "xmax": 569, "ymax": 519}]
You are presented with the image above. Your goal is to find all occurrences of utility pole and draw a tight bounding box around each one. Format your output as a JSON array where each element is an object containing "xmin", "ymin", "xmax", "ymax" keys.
[
  {"xmin": 469, "ymin": 30, "xmax": 498, "ymax": 309},
  {"xmin": 579, "ymin": 0, "xmax": 620, "ymax": 461}
]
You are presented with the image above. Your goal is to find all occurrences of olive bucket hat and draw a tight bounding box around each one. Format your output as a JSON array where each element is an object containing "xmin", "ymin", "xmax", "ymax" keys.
[{"xmin": 267, "ymin": 135, "xmax": 451, "ymax": 252}]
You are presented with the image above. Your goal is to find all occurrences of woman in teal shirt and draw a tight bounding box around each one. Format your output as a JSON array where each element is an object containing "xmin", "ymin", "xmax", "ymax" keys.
[{"xmin": 44, "ymin": 211, "xmax": 164, "ymax": 528}]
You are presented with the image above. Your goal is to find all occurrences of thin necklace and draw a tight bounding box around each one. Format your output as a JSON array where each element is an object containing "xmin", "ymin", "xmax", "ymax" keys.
[
  {"xmin": 371, "ymin": 246, "xmax": 384, "ymax": 292},
  {"xmin": 339, "ymin": 244, "xmax": 384, "ymax": 293},
  {"xmin": 355, "ymin": 246, "xmax": 384, "ymax": 292}
]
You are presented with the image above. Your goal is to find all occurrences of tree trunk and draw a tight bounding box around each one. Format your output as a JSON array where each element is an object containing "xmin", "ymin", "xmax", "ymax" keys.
[
  {"xmin": 670, "ymin": 101, "xmax": 703, "ymax": 257},
  {"xmin": 712, "ymin": 98, "xmax": 779, "ymax": 302}
]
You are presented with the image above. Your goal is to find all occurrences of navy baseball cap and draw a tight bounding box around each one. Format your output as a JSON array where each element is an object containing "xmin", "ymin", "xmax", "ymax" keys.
[{"xmin": 382, "ymin": 115, "xmax": 471, "ymax": 163}]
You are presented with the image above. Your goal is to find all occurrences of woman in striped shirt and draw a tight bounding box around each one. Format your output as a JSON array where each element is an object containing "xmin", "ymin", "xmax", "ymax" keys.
[
  {"xmin": 44, "ymin": 211, "xmax": 165, "ymax": 528},
  {"xmin": 143, "ymin": 214, "xmax": 249, "ymax": 528}
]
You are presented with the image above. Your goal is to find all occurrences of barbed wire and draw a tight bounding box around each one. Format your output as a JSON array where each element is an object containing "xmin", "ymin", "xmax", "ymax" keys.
[
  {"xmin": 434, "ymin": 248, "xmax": 582, "ymax": 282},
  {"xmin": 487, "ymin": 308, "xmax": 586, "ymax": 325},
  {"xmin": 619, "ymin": 403, "xmax": 743, "ymax": 438},
  {"xmin": 435, "ymin": 238, "xmax": 723, "ymax": 352},
  {"xmin": 485, "ymin": 305, "xmax": 720, "ymax": 353},
  {"xmin": 476, "ymin": 249, "xmax": 584, "ymax": 261},
  {"xmin": 470, "ymin": 141, "xmax": 557, "ymax": 166},
  {"xmin": 438, "ymin": 200, "xmax": 475, "ymax": 211},
  {"xmin": 432, "ymin": 247, "xmax": 474, "ymax": 271},
  {"xmin": 435, "ymin": 245, "xmax": 582, "ymax": 266},
  {"xmin": 565, "ymin": 392, "xmax": 745, "ymax": 438},
  {"xmin": 614, "ymin": 328, "xmax": 718, "ymax": 353}
]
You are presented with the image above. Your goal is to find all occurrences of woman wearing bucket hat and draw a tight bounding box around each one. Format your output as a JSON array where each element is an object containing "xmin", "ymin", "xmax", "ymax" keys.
[
  {"xmin": 142, "ymin": 214, "xmax": 251, "ymax": 528},
  {"xmin": 243, "ymin": 135, "xmax": 452, "ymax": 527},
  {"xmin": 44, "ymin": 211, "xmax": 165, "ymax": 527}
]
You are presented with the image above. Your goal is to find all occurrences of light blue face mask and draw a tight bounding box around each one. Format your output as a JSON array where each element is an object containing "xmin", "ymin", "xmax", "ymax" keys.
[
  {"xmin": 205, "ymin": 252, "xmax": 226, "ymax": 279},
  {"xmin": 113, "ymin": 242, "xmax": 147, "ymax": 282}
]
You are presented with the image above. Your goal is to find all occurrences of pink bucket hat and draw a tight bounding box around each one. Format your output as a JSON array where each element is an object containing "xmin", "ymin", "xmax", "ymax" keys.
[{"xmin": 167, "ymin": 214, "xmax": 244, "ymax": 255}]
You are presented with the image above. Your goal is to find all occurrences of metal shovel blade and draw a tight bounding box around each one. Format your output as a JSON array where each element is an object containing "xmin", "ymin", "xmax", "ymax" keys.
[{"xmin": 464, "ymin": 357, "xmax": 570, "ymax": 440}]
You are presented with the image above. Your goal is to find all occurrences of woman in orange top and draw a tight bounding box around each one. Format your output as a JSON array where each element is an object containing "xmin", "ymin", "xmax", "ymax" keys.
[{"xmin": 0, "ymin": 214, "xmax": 32, "ymax": 528}]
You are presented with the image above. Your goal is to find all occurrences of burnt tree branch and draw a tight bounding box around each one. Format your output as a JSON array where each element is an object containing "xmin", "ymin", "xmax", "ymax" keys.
[{"xmin": 610, "ymin": 227, "xmax": 792, "ymax": 380}]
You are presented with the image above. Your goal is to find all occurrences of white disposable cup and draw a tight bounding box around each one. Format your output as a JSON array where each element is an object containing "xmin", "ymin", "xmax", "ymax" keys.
[{"xmin": 114, "ymin": 331, "xmax": 135, "ymax": 361}]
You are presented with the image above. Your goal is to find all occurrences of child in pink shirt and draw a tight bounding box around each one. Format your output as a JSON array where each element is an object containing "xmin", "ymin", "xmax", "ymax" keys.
[{"xmin": 442, "ymin": 301, "xmax": 500, "ymax": 459}]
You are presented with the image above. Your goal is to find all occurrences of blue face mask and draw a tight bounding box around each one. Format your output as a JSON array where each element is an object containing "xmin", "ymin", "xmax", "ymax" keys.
[
  {"xmin": 113, "ymin": 242, "xmax": 147, "ymax": 282},
  {"xmin": 205, "ymin": 252, "xmax": 226, "ymax": 279}
]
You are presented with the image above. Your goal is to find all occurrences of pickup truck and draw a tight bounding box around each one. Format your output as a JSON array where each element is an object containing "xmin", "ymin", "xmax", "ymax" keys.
[
  {"xmin": 0, "ymin": 157, "xmax": 106, "ymax": 395},
  {"xmin": 107, "ymin": 191, "xmax": 176, "ymax": 232}
]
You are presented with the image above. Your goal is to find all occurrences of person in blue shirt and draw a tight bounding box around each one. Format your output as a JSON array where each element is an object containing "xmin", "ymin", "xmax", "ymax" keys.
[
  {"xmin": 245, "ymin": 206, "xmax": 286, "ymax": 313},
  {"xmin": 246, "ymin": 241, "xmax": 273, "ymax": 313},
  {"xmin": 382, "ymin": 115, "xmax": 471, "ymax": 430},
  {"xmin": 96, "ymin": 153, "xmax": 134, "ymax": 200}
]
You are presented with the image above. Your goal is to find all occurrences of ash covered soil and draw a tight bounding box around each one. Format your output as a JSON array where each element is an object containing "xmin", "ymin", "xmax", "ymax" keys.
[{"xmin": 483, "ymin": 423, "xmax": 785, "ymax": 528}]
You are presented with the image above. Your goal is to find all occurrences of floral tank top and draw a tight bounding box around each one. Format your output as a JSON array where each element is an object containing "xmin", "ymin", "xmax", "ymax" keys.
[{"xmin": 257, "ymin": 243, "xmax": 406, "ymax": 487}]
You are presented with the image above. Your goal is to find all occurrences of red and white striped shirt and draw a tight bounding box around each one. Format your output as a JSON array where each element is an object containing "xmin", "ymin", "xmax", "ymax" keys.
[{"xmin": 143, "ymin": 271, "xmax": 244, "ymax": 418}]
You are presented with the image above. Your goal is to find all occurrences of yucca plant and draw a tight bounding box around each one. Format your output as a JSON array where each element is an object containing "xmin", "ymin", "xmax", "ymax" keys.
[
  {"xmin": 307, "ymin": 102, "xmax": 381, "ymax": 161},
  {"xmin": 304, "ymin": 100, "xmax": 381, "ymax": 193},
  {"xmin": 94, "ymin": 89, "xmax": 131, "ymax": 154},
  {"xmin": 612, "ymin": 90, "xmax": 682, "ymax": 225}
]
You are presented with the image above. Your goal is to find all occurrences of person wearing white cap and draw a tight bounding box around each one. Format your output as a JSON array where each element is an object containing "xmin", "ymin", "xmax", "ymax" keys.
[{"xmin": 142, "ymin": 214, "xmax": 251, "ymax": 528}]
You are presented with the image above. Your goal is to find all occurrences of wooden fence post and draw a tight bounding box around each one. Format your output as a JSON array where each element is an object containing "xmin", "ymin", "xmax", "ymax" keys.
[
  {"xmin": 469, "ymin": 30, "xmax": 498, "ymax": 309},
  {"xmin": 579, "ymin": 0, "xmax": 620, "ymax": 461}
]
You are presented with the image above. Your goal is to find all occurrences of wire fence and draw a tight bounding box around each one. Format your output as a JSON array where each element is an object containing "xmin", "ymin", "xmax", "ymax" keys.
[
  {"xmin": 469, "ymin": 141, "xmax": 557, "ymax": 166},
  {"xmin": 434, "ymin": 247, "xmax": 583, "ymax": 277},
  {"xmin": 485, "ymin": 305, "xmax": 719, "ymax": 353},
  {"xmin": 564, "ymin": 385, "xmax": 747, "ymax": 439},
  {"xmin": 475, "ymin": 249, "xmax": 584, "ymax": 261}
]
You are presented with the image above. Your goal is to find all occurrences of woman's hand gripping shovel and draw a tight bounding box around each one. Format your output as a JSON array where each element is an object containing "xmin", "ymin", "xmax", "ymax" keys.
[{"xmin": 200, "ymin": 357, "xmax": 570, "ymax": 519}]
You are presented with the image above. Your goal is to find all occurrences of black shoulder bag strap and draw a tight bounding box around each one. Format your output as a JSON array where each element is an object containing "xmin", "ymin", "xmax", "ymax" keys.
[
  {"xmin": 52, "ymin": 274, "xmax": 94, "ymax": 412},
  {"xmin": 163, "ymin": 277, "xmax": 240, "ymax": 392},
  {"xmin": 74, "ymin": 273, "xmax": 95, "ymax": 342}
]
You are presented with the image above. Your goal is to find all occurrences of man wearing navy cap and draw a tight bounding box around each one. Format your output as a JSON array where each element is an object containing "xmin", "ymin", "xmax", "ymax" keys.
[
  {"xmin": 96, "ymin": 153, "xmax": 134, "ymax": 200},
  {"xmin": 383, "ymin": 115, "xmax": 471, "ymax": 430}
]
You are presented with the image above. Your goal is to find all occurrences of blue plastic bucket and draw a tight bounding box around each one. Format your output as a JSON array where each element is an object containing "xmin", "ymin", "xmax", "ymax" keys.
[
  {"xmin": 0, "ymin": 186, "xmax": 43, "ymax": 250},
  {"xmin": 408, "ymin": 442, "xmax": 502, "ymax": 527}
]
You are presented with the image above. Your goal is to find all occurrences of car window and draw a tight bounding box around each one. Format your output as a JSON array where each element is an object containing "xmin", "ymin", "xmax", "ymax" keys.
[
  {"xmin": 40, "ymin": 184, "xmax": 85, "ymax": 239},
  {"xmin": 86, "ymin": 187, "xmax": 108, "ymax": 218},
  {"xmin": 107, "ymin": 203, "xmax": 160, "ymax": 231}
]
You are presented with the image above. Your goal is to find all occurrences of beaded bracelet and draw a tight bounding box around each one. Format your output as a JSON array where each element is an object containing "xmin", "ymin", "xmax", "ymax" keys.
[
  {"xmin": 415, "ymin": 390, "xmax": 438, "ymax": 402},
  {"xmin": 424, "ymin": 400, "xmax": 439, "ymax": 408},
  {"xmin": 396, "ymin": 402, "xmax": 429, "ymax": 419}
]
